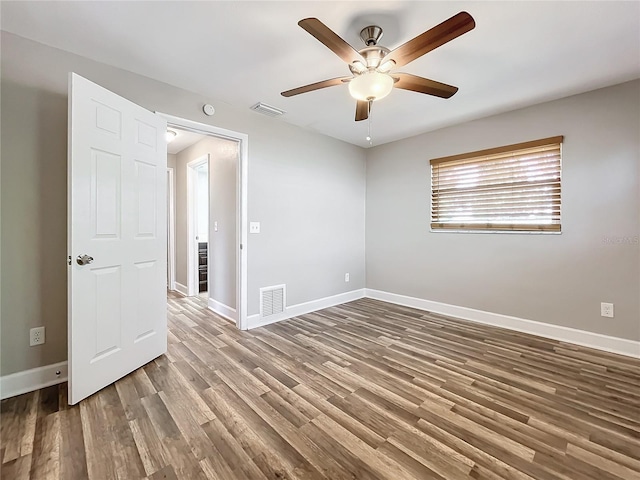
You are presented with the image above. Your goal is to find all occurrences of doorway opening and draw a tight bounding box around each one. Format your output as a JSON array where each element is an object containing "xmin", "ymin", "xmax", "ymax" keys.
[{"xmin": 160, "ymin": 113, "xmax": 248, "ymax": 331}]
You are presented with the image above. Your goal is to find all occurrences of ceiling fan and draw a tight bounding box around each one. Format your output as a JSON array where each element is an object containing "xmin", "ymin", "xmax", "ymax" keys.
[{"xmin": 281, "ymin": 12, "xmax": 475, "ymax": 121}]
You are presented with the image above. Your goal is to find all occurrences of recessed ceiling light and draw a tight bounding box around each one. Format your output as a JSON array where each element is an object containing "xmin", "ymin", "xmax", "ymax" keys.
[{"xmin": 166, "ymin": 129, "xmax": 177, "ymax": 143}]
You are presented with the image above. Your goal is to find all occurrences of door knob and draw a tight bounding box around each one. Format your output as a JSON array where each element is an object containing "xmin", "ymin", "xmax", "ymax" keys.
[{"xmin": 76, "ymin": 254, "xmax": 94, "ymax": 266}]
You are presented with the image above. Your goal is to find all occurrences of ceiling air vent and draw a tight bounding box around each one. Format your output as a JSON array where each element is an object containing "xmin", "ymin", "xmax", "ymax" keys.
[
  {"xmin": 250, "ymin": 102, "xmax": 285, "ymax": 117},
  {"xmin": 260, "ymin": 284, "xmax": 286, "ymax": 318}
]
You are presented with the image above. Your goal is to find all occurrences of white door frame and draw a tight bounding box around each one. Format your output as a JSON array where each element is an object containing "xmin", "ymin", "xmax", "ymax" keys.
[
  {"xmin": 158, "ymin": 113, "xmax": 248, "ymax": 331},
  {"xmin": 167, "ymin": 167, "xmax": 176, "ymax": 291},
  {"xmin": 186, "ymin": 154, "xmax": 209, "ymax": 297}
]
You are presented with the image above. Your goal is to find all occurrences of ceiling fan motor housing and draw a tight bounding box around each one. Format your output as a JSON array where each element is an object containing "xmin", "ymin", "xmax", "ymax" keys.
[
  {"xmin": 361, "ymin": 46, "xmax": 391, "ymax": 69},
  {"xmin": 349, "ymin": 45, "xmax": 391, "ymax": 75}
]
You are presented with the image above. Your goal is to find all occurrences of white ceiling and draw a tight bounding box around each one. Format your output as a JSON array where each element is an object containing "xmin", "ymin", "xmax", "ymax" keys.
[{"xmin": 2, "ymin": 1, "xmax": 639, "ymax": 148}]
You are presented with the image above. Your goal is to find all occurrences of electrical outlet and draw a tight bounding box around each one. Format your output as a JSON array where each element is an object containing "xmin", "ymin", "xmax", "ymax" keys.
[
  {"xmin": 601, "ymin": 302, "xmax": 614, "ymax": 318},
  {"xmin": 345, "ymin": 273, "xmax": 350, "ymax": 282},
  {"xmin": 30, "ymin": 326, "xmax": 45, "ymax": 346}
]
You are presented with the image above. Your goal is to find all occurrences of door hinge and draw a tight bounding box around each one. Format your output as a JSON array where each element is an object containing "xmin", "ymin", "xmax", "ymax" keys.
[
  {"xmin": 68, "ymin": 255, "xmax": 72, "ymax": 265},
  {"xmin": 240, "ymin": 243, "xmax": 243, "ymax": 250}
]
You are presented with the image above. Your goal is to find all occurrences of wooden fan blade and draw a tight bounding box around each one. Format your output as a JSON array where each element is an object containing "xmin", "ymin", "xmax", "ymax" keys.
[
  {"xmin": 355, "ymin": 100, "xmax": 369, "ymax": 121},
  {"xmin": 386, "ymin": 12, "xmax": 475, "ymax": 68},
  {"xmin": 394, "ymin": 73, "xmax": 458, "ymax": 98},
  {"xmin": 281, "ymin": 76, "xmax": 352, "ymax": 97},
  {"xmin": 299, "ymin": 18, "xmax": 364, "ymax": 64}
]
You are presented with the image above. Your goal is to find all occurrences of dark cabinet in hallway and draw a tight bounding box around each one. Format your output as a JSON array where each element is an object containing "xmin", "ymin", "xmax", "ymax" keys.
[{"xmin": 198, "ymin": 242, "xmax": 208, "ymax": 292}]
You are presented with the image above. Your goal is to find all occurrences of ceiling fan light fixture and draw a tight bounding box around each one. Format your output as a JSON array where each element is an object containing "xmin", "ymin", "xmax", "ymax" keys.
[
  {"xmin": 378, "ymin": 59, "xmax": 396, "ymax": 72},
  {"xmin": 348, "ymin": 71, "xmax": 394, "ymax": 101},
  {"xmin": 350, "ymin": 60, "xmax": 367, "ymax": 74}
]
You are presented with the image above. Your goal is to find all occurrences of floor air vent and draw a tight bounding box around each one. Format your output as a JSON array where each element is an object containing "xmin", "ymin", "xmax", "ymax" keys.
[{"xmin": 260, "ymin": 284, "xmax": 286, "ymax": 318}]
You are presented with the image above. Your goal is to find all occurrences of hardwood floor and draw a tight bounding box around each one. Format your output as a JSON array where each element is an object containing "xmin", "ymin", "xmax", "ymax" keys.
[{"xmin": 2, "ymin": 293, "xmax": 639, "ymax": 479}]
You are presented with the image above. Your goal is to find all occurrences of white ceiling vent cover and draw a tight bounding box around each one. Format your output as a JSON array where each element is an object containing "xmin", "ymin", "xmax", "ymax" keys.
[
  {"xmin": 260, "ymin": 284, "xmax": 286, "ymax": 318},
  {"xmin": 250, "ymin": 102, "xmax": 285, "ymax": 117}
]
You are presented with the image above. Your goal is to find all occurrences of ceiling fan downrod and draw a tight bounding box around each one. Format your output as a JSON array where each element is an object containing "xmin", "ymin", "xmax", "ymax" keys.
[{"xmin": 359, "ymin": 25, "xmax": 383, "ymax": 46}]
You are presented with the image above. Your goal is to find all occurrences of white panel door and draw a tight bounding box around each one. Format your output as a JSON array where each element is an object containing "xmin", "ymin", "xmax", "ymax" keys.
[{"xmin": 68, "ymin": 73, "xmax": 167, "ymax": 404}]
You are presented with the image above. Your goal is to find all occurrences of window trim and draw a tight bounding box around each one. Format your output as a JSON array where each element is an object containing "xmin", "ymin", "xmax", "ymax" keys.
[{"xmin": 430, "ymin": 136, "xmax": 563, "ymax": 233}]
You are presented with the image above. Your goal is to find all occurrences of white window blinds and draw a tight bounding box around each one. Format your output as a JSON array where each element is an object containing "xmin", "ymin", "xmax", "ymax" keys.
[{"xmin": 431, "ymin": 136, "xmax": 563, "ymax": 232}]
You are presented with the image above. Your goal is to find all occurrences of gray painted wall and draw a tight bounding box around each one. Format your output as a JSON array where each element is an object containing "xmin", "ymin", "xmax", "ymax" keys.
[
  {"xmin": 366, "ymin": 80, "xmax": 640, "ymax": 341},
  {"xmin": 167, "ymin": 153, "xmax": 177, "ymax": 170},
  {"xmin": 209, "ymin": 141, "xmax": 238, "ymax": 310},
  {"xmin": 174, "ymin": 135, "xmax": 238, "ymax": 310},
  {"xmin": 1, "ymin": 61, "xmax": 68, "ymax": 374},
  {"xmin": 0, "ymin": 32, "xmax": 366, "ymax": 376}
]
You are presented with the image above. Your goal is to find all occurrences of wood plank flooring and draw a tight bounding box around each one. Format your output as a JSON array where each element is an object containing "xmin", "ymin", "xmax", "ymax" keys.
[{"xmin": 2, "ymin": 293, "xmax": 639, "ymax": 479}]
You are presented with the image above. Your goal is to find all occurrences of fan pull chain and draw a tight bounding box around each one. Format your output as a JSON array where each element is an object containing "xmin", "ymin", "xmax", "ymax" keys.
[{"xmin": 366, "ymin": 99, "xmax": 373, "ymax": 145}]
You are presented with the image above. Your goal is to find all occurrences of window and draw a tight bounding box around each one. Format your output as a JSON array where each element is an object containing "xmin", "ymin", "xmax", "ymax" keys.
[{"xmin": 430, "ymin": 136, "xmax": 563, "ymax": 232}]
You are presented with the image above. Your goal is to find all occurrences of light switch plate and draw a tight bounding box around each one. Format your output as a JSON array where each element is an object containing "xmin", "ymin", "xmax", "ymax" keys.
[{"xmin": 250, "ymin": 222, "xmax": 261, "ymax": 234}]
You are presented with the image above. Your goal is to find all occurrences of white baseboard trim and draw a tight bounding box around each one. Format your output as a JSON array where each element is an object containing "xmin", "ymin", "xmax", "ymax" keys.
[
  {"xmin": 1, "ymin": 361, "xmax": 68, "ymax": 400},
  {"xmin": 174, "ymin": 282, "xmax": 188, "ymax": 297},
  {"xmin": 365, "ymin": 289, "xmax": 640, "ymax": 359},
  {"xmin": 208, "ymin": 298, "xmax": 238, "ymax": 322},
  {"xmin": 247, "ymin": 288, "xmax": 366, "ymax": 329}
]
